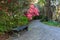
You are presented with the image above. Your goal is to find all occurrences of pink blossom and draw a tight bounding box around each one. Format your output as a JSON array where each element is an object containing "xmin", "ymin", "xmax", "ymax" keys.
[
  {"xmin": 34, "ymin": 8, "xmax": 39, "ymax": 16},
  {"xmin": 29, "ymin": 4, "xmax": 35, "ymax": 8},
  {"xmin": 25, "ymin": 4, "xmax": 40, "ymax": 20},
  {"xmin": 26, "ymin": 13, "xmax": 32, "ymax": 20},
  {"xmin": 27, "ymin": 8, "xmax": 35, "ymax": 16}
]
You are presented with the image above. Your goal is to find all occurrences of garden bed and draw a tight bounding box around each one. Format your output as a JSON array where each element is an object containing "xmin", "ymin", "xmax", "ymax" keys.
[
  {"xmin": 0, "ymin": 25, "xmax": 28, "ymax": 40},
  {"xmin": 0, "ymin": 33, "xmax": 9, "ymax": 40}
]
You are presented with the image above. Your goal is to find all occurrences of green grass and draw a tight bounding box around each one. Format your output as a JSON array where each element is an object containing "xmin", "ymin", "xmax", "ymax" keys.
[{"xmin": 43, "ymin": 21, "xmax": 60, "ymax": 27}]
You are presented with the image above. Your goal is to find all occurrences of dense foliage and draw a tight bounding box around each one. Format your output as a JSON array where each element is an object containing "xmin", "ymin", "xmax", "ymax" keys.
[{"xmin": 0, "ymin": 0, "xmax": 30, "ymax": 33}]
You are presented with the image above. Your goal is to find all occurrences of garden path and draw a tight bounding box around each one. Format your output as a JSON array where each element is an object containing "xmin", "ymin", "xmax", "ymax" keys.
[{"xmin": 8, "ymin": 20, "xmax": 60, "ymax": 40}]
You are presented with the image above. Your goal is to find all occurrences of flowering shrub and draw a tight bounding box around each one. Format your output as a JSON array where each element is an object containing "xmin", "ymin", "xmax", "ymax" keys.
[
  {"xmin": 25, "ymin": 4, "xmax": 39, "ymax": 20},
  {"xmin": 0, "ymin": 0, "xmax": 30, "ymax": 33}
]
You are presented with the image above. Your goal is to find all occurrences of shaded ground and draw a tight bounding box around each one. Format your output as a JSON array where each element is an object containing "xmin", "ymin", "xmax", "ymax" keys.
[{"xmin": 8, "ymin": 20, "xmax": 60, "ymax": 40}]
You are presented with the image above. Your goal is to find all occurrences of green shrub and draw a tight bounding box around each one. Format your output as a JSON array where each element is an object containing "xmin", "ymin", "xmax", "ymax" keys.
[
  {"xmin": 18, "ymin": 15, "xmax": 29, "ymax": 26},
  {"xmin": 0, "ymin": 0, "xmax": 30, "ymax": 33},
  {"xmin": 0, "ymin": 12, "xmax": 29, "ymax": 33}
]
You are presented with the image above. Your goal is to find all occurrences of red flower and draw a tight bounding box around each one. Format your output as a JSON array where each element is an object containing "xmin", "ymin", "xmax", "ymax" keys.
[{"xmin": 8, "ymin": 0, "xmax": 11, "ymax": 3}]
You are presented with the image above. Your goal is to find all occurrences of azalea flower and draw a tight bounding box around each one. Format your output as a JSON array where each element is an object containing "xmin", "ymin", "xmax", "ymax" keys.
[
  {"xmin": 26, "ymin": 13, "xmax": 32, "ymax": 20},
  {"xmin": 29, "ymin": 4, "xmax": 35, "ymax": 8},
  {"xmin": 25, "ymin": 4, "xmax": 40, "ymax": 20},
  {"xmin": 34, "ymin": 8, "xmax": 39, "ymax": 16}
]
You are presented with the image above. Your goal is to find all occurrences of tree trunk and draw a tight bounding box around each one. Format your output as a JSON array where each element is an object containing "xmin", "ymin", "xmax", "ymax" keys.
[{"xmin": 45, "ymin": 0, "xmax": 52, "ymax": 20}]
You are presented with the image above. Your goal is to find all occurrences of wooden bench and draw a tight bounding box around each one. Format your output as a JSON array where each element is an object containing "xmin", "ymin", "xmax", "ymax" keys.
[
  {"xmin": 12, "ymin": 25, "xmax": 28, "ymax": 32},
  {"xmin": 7, "ymin": 25, "xmax": 28, "ymax": 35}
]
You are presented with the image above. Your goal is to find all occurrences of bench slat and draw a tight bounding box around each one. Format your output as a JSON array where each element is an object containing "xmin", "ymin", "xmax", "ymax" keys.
[{"xmin": 12, "ymin": 26, "xmax": 27, "ymax": 31}]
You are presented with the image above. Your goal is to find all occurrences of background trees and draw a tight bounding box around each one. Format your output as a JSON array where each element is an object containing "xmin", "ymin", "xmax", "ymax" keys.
[{"xmin": 38, "ymin": 0, "xmax": 60, "ymax": 21}]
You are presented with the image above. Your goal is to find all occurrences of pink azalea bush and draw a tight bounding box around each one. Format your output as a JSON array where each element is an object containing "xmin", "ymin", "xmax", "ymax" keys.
[{"xmin": 25, "ymin": 4, "xmax": 39, "ymax": 20}]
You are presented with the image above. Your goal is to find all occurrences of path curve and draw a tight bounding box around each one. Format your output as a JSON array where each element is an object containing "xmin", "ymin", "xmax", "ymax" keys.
[{"xmin": 8, "ymin": 20, "xmax": 60, "ymax": 40}]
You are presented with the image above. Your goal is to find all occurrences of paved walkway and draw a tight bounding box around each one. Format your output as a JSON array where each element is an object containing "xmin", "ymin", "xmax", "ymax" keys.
[{"xmin": 8, "ymin": 20, "xmax": 60, "ymax": 40}]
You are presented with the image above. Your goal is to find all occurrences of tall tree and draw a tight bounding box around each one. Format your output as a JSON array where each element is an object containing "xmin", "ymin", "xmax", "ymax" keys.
[{"xmin": 45, "ymin": 0, "xmax": 53, "ymax": 20}]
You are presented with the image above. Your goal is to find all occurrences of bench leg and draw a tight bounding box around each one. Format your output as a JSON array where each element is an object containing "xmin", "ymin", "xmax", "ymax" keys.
[
  {"xmin": 22, "ymin": 27, "xmax": 28, "ymax": 31},
  {"xmin": 25, "ymin": 27, "xmax": 28, "ymax": 31}
]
